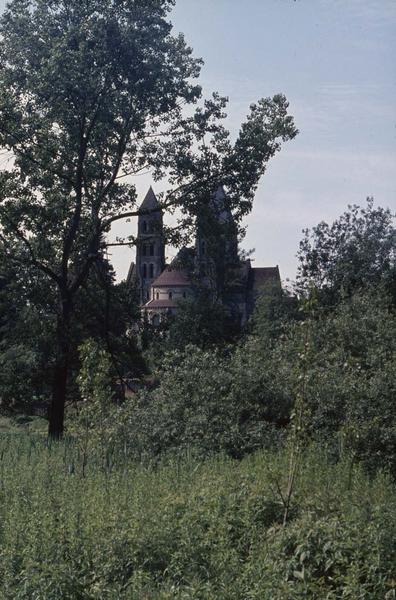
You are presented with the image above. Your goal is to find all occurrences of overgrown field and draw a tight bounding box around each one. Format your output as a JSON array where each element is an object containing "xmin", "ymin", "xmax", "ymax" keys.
[{"xmin": 0, "ymin": 434, "xmax": 395, "ymax": 599}]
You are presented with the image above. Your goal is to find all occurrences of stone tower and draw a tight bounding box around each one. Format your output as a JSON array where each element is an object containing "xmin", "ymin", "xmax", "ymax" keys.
[
  {"xmin": 195, "ymin": 185, "xmax": 239, "ymax": 287},
  {"xmin": 136, "ymin": 187, "xmax": 165, "ymax": 304}
]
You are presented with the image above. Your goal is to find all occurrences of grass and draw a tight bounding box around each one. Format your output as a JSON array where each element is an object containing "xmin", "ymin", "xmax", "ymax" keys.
[
  {"xmin": 0, "ymin": 433, "xmax": 395, "ymax": 599},
  {"xmin": 0, "ymin": 414, "xmax": 47, "ymax": 433}
]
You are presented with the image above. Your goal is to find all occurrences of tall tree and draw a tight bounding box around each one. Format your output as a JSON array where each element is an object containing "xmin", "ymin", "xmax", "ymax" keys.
[
  {"xmin": 296, "ymin": 199, "xmax": 396, "ymax": 304},
  {"xmin": 0, "ymin": 239, "xmax": 56, "ymax": 410},
  {"xmin": 0, "ymin": 239, "xmax": 143, "ymax": 413},
  {"xmin": 0, "ymin": 0, "xmax": 297, "ymax": 437}
]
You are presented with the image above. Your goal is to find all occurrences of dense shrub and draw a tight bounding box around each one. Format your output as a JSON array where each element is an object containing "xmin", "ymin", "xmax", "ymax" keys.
[
  {"xmin": 273, "ymin": 287, "xmax": 396, "ymax": 476},
  {"xmin": 63, "ymin": 283, "xmax": 396, "ymax": 481},
  {"xmin": 0, "ymin": 437, "xmax": 395, "ymax": 599},
  {"xmin": 119, "ymin": 342, "xmax": 290, "ymax": 460},
  {"xmin": 296, "ymin": 199, "xmax": 396, "ymax": 304},
  {"xmin": 104, "ymin": 285, "xmax": 395, "ymax": 477}
]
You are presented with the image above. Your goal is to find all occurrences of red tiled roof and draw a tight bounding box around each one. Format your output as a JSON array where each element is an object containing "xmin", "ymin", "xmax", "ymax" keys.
[{"xmin": 152, "ymin": 268, "xmax": 191, "ymax": 287}]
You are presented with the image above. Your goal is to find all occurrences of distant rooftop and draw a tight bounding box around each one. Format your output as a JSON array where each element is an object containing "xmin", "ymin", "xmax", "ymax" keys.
[
  {"xmin": 250, "ymin": 266, "xmax": 281, "ymax": 292},
  {"xmin": 152, "ymin": 268, "xmax": 191, "ymax": 288},
  {"xmin": 143, "ymin": 298, "xmax": 179, "ymax": 309}
]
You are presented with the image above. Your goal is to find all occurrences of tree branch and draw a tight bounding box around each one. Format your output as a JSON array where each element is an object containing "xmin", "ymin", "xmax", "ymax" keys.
[
  {"xmin": 61, "ymin": 118, "xmax": 88, "ymax": 279},
  {"xmin": 101, "ymin": 175, "xmax": 217, "ymax": 230},
  {"xmin": 105, "ymin": 241, "xmax": 136, "ymax": 248},
  {"xmin": 1, "ymin": 126, "xmax": 75, "ymax": 187},
  {"xmin": 0, "ymin": 220, "xmax": 61, "ymax": 285}
]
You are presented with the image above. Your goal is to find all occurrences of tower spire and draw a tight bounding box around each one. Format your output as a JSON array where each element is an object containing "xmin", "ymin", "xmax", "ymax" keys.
[
  {"xmin": 139, "ymin": 186, "xmax": 159, "ymax": 211},
  {"xmin": 136, "ymin": 187, "xmax": 165, "ymax": 304}
]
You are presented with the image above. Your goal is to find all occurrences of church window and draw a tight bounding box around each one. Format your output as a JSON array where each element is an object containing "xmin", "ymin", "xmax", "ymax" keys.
[
  {"xmin": 201, "ymin": 240, "xmax": 206, "ymax": 256},
  {"xmin": 156, "ymin": 292, "xmax": 159, "ymax": 300},
  {"xmin": 142, "ymin": 221, "xmax": 147, "ymax": 233},
  {"xmin": 142, "ymin": 264, "xmax": 147, "ymax": 279},
  {"xmin": 183, "ymin": 291, "xmax": 187, "ymax": 298},
  {"xmin": 168, "ymin": 291, "xmax": 173, "ymax": 300},
  {"xmin": 143, "ymin": 244, "xmax": 147, "ymax": 256},
  {"xmin": 149, "ymin": 263, "xmax": 154, "ymax": 278},
  {"xmin": 149, "ymin": 244, "xmax": 154, "ymax": 256}
]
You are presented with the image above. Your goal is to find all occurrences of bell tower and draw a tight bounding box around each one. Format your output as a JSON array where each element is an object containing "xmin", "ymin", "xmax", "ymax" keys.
[
  {"xmin": 195, "ymin": 185, "xmax": 239, "ymax": 282},
  {"xmin": 136, "ymin": 187, "xmax": 165, "ymax": 304}
]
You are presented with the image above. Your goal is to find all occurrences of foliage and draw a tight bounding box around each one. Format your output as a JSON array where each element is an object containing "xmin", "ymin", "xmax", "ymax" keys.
[
  {"xmin": 166, "ymin": 295, "xmax": 240, "ymax": 350},
  {"xmin": 0, "ymin": 438, "xmax": 395, "ymax": 599},
  {"xmin": 267, "ymin": 285, "xmax": 396, "ymax": 476},
  {"xmin": 0, "ymin": 414, "xmax": 47, "ymax": 434},
  {"xmin": 73, "ymin": 263, "xmax": 146, "ymax": 382},
  {"xmin": 0, "ymin": 0, "xmax": 297, "ymax": 436},
  {"xmin": 0, "ymin": 240, "xmax": 56, "ymax": 410},
  {"xmin": 0, "ymin": 242, "xmax": 143, "ymax": 411},
  {"xmin": 122, "ymin": 340, "xmax": 290, "ymax": 460},
  {"xmin": 73, "ymin": 340, "xmax": 119, "ymax": 474},
  {"xmin": 142, "ymin": 293, "xmax": 240, "ymax": 370},
  {"xmin": 119, "ymin": 281, "xmax": 396, "ymax": 476},
  {"xmin": 296, "ymin": 198, "xmax": 396, "ymax": 304}
]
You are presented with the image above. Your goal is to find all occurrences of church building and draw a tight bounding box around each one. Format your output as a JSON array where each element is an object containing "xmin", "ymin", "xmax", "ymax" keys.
[{"xmin": 127, "ymin": 186, "xmax": 282, "ymax": 325}]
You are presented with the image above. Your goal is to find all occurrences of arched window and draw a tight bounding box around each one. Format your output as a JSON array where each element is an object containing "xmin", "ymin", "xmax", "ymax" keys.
[
  {"xmin": 156, "ymin": 292, "xmax": 159, "ymax": 300},
  {"xmin": 142, "ymin": 264, "xmax": 147, "ymax": 279},
  {"xmin": 183, "ymin": 291, "xmax": 187, "ymax": 299},
  {"xmin": 168, "ymin": 291, "xmax": 173, "ymax": 300},
  {"xmin": 149, "ymin": 244, "xmax": 154, "ymax": 256},
  {"xmin": 142, "ymin": 244, "xmax": 147, "ymax": 257},
  {"xmin": 142, "ymin": 221, "xmax": 147, "ymax": 233},
  {"xmin": 149, "ymin": 264, "xmax": 154, "ymax": 278}
]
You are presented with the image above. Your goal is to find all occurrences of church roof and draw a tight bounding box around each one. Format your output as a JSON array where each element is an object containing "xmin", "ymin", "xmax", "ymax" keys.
[
  {"xmin": 140, "ymin": 186, "xmax": 160, "ymax": 211},
  {"xmin": 210, "ymin": 184, "xmax": 233, "ymax": 223},
  {"xmin": 151, "ymin": 268, "xmax": 191, "ymax": 288},
  {"xmin": 143, "ymin": 299, "xmax": 179, "ymax": 309},
  {"xmin": 250, "ymin": 266, "xmax": 281, "ymax": 292}
]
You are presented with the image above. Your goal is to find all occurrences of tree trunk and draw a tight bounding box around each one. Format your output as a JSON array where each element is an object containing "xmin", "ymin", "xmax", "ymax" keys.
[{"xmin": 48, "ymin": 296, "xmax": 72, "ymax": 439}]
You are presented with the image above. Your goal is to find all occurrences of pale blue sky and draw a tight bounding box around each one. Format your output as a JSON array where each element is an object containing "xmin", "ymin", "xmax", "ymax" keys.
[
  {"xmin": 167, "ymin": 0, "xmax": 396, "ymax": 282},
  {"xmin": 1, "ymin": 0, "xmax": 395, "ymax": 281}
]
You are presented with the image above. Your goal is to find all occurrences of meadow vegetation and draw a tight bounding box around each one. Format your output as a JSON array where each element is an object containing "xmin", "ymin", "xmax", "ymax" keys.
[
  {"xmin": 0, "ymin": 435, "xmax": 396, "ymax": 599},
  {"xmin": 0, "ymin": 200, "xmax": 395, "ymax": 597},
  {"xmin": 0, "ymin": 0, "xmax": 394, "ymax": 589}
]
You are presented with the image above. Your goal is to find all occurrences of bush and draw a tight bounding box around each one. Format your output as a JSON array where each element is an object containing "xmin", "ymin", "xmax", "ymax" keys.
[
  {"xmin": 121, "ymin": 343, "xmax": 289, "ymax": 460},
  {"xmin": 69, "ymin": 285, "xmax": 396, "ymax": 476},
  {"xmin": 0, "ymin": 438, "xmax": 395, "ymax": 599}
]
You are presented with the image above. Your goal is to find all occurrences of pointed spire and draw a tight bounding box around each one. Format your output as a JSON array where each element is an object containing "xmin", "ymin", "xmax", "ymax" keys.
[
  {"xmin": 140, "ymin": 186, "xmax": 160, "ymax": 211},
  {"xmin": 210, "ymin": 184, "xmax": 233, "ymax": 223},
  {"xmin": 209, "ymin": 184, "xmax": 226, "ymax": 210},
  {"xmin": 214, "ymin": 184, "xmax": 226, "ymax": 201}
]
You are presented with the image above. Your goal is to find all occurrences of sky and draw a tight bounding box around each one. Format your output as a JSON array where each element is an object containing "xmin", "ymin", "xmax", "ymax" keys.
[{"xmin": 1, "ymin": 0, "xmax": 395, "ymax": 282}]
